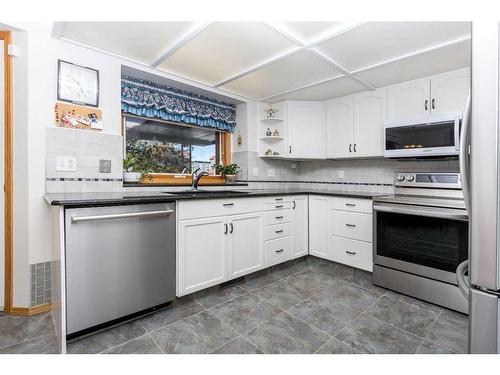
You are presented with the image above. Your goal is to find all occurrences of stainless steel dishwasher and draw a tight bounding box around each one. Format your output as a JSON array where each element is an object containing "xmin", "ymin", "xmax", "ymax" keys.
[{"xmin": 65, "ymin": 203, "xmax": 176, "ymax": 335}]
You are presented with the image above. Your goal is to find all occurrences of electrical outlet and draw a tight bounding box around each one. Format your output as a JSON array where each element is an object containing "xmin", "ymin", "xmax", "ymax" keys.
[
  {"xmin": 99, "ymin": 159, "xmax": 112, "ymax": 173},
  {"xmin": 267, "ymin": 168, "xmax": 275, "ymax": 177},
  {"xmin": 338, "ymin": 170, "xmax": 345, "ymax": 179},
  {"xmin": 252, "ymin": 167, "xmax": 259, "ymax": 177},
  {"xmin": 56, "ymin": 156, "xmax": 77, "ymax": 172},
  {"xmin": 290, "ymin": 163, "xmax": 297, "ymax": 169}
]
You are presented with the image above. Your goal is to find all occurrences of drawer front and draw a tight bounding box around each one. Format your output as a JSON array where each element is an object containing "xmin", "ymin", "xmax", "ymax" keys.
[
  {"xmin": 265, "ymin": 236, "xmax": 292, "ymax": 267},
  {"xmin": 331, "ymin": 197, "xmax": 372, "ymax": 214},
  {"xmin": 178, "ymin": 197, "xmax": 265, "ymax": 220},
  {"xmin": 264, "ymin": 196, "xmax": 292, "ymax": 204},
  {"xmin": 331, "ymin": 236, "xmax": 373, "ymax": 272},
  {"xmin": 265, "ymin": 222, "xmax": 292, "ymax": 240},
  {"xmin": 265, "ymin": 210, "xmax": 291, "ymax": 226},
  {"xmin": 265, "ymin": 202, "xmax": 292, "ymax": 211},
  {"xmin": 331, "ymin": 210, "xmax": 372, "ymax": 242}
]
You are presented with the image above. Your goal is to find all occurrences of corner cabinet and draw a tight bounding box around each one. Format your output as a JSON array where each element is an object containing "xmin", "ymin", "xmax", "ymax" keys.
[{"xmin": 287, "ymin": 101, "xmax": 325, "ymax": 159}]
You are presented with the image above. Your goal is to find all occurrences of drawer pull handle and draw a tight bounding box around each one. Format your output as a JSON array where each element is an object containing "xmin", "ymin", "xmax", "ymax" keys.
[
  {"xmin": 275, "ymin": 216, "xmax": 284, "ymax": 219},
  {"xmin": 224, "ymin": 224, "xmax": 228, "ymax": 234},
  {"xmin": 275, "ymin": 198, "xmax": 283, "ymax": 201},
  {"xmin": 346, "ymin": 250, "xmax": 357, "ymax": 255},
  {"xmin": 275, "ymin": 249, "xmax": 284, "ymax": 253},
  {"xmin": 275, "ymin": 230, "xmax": 284, "ymax": 234},
  {"xmin": 345, "ymin": 203, "xmax": 356, "ymax": 207},
  {"xmin": 229, "ymin": 223, "xmax": 234, "ymax": 234},
  {"xmin": 223, "ymin": 203, "xmax": 234, "ymax": 207},
  {"xmin": 275, "ymin": 205, "xmax": 283, "ymax": 208},
  {"xmin": 345, "ymin": 223, "xmax": 356, "ymax": 228}
]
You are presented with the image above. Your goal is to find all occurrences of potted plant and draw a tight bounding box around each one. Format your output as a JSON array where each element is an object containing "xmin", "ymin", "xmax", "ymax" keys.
[
  {"xmin": 215, "ymin": 163, "xmax": 240, "ymax": 183},
  {"xmin": 123, "ymin": 155, "xmax": 152, "ymax": 183}
]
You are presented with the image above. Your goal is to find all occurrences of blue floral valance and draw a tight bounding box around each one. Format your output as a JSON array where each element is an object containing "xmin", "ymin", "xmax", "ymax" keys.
[{"xmin": 121, "ymin": 76, "xmax": 237, "ymax": 132}]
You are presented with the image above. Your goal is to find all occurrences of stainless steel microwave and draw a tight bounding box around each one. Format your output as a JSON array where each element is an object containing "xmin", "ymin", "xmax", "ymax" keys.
[{"xmin": 384, "ymin": 112, "xmax": 462, "ymax": 158}]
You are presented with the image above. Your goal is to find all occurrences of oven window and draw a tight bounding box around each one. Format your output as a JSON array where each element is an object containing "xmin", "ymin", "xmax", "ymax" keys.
[
  {"xmin": 376, "ymin": 211, "xmax": 468, "ymax": 273},
  {"xmin": 386, "ymin": 121, "xmax": 457, "ymax": 150}
]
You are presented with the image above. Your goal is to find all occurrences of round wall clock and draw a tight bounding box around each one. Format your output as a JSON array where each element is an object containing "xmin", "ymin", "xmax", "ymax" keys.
[{"xmin": 57, "ymin": 60, "xmax": 99, "ymax": 107}]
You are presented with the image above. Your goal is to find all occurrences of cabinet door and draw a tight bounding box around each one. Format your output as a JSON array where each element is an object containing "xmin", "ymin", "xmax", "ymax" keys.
[
  {"xmin": 430, "ymin": 68, "xmax": 470, "ymax": 116},
  {"xmin": 308, "ymin": 195, "xmax": 331, "ymax": 260},
  {"xmin": 386, "ymin": 78, "xmax": 430, "ymax": 122},
  {"xmin": 353, "ymin": 89, "xmax": 386, "ymax": 157},
  {"xmin": 325, "ymin": 95, "xmax": 353, "ymax": 158},
  {"xmin": 288, "ymin": 101, "xmax": 324, "ymax": 158},
  {"xmin": 178, "ymin": 217, "xmax": 227, "ymax": 296},
  {"xmin": 228, "ymin": 213, "xmax": 265, "ymax": 279},
  {"xmin": 291, "ymin": 196, "xmax": 308, "ymax": 259}
]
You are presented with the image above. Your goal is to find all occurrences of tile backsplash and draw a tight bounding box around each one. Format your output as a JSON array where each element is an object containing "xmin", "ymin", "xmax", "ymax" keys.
[{"xmin": 45, "ymin": 127, "xmax": 123, "ymax": 193}]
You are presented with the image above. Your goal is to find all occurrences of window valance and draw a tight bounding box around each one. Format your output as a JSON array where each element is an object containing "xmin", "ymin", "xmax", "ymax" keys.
[{"xmin": 121, "ymin": 76, "xmax": 236, "ymax": 132}]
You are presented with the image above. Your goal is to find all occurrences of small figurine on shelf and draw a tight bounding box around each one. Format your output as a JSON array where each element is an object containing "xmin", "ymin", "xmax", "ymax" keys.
[
  {"xmin": 273, "ymin": 129, "xmax": 280, "ymax": 137},
  {"xmin": 265, "ymin": 149, "xmax": 273, "ymax": 156},
  {"xmin": 266, "ymin": 128, "xmax": 272, "ymax": 136},
  {"xmin": 265, "ymin": 106, "xmax": 279, "ymax": 119}
]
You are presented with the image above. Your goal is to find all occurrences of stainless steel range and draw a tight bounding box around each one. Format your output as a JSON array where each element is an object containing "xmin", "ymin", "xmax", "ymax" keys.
[{"xmin": 372, "ymin": 172, "xmax": 469, "ymax": 313}]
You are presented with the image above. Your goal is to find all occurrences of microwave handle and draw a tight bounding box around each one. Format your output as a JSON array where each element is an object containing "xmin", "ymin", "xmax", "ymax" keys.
[{"xmin": 459, "ymin": 91, "xmax": 471, "ymax": 214}]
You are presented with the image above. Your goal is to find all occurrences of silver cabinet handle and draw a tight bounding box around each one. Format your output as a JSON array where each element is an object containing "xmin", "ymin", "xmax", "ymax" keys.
[
  {"xmin": 275, "ymin": 249, "xmax": 284, "ymax": 253},
  {"xmin": 223, "ymin": 203, "xmax": 234, "ymax": 207},
  {"xmin": 71, "ymin": 209, "xmax": 174, "ymax": 223},
  {"xmin": 345, "ymin": 203, "xmax": 356, "ymax": 207},
  {"xmin": 345, "ymin": 250, "xmax": 357, "ymax": 255},
  {"xmin": 275, "ymin": 229, "xmax": 284, "ymax": 234},
  {"xmin": 345, "ymin": 223, "xmax": 356, "ymax": 228},
  {"xmin": 275, "ymin": 216, "xmax": 284, "ymax": 219}
]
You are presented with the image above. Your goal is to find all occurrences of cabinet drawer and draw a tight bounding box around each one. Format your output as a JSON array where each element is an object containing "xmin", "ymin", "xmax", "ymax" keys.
[
  {"xmin": 265, "ymin": 196, "xmax": 292, "ymax": 204},
  {"xmin": 331, "ymin": 197, "xmax": 372, "ymax": 213},
  {"xmin": 331, "ymin": 210, "xmax": 372, "ymax": 242},
  {"xmin": 265, "ymin": 236, "xmax": 292, "ymax": 267},
  {"xmin": 265, "ymin": 222, "xmax": 291, "ymax": 240},
  {"xmin": 178, "ymin": 197, "xmax": 265, "ymax": 220},
  {"xmin": 265, "ymin": 210, "xmax": 291, "ymax": 226},
  {"xmin": 331, "ymin": 236, "xmax": 373, "ymax": 272},
  {"xmin": 265, "ymin": 202, "xmax": 292, "ymax": 211}
]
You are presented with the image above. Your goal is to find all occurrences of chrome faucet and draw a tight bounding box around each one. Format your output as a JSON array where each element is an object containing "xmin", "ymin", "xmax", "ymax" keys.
[{"xmin": 191, "ymin": 167, "xmax": 208, "ymax": 191}]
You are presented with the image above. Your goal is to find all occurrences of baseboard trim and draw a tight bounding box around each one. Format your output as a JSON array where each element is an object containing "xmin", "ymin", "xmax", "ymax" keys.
[{"xmin": 9, "ymin": 303, "xmax": 52, "ymax": 316}]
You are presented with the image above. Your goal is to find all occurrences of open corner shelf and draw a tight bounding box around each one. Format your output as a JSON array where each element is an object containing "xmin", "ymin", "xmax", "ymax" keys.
[{"xmin": 259, "ymin": 136, "xmax": 284, "ymax": 141}]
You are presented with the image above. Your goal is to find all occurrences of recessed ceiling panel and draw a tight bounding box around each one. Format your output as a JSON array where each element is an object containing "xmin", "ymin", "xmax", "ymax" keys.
[
  {"xmin": 266, "ymin": 76, "xmax": 366, "ymax": 102},
  {"xmin": 356, "ymin": 39, "xmax": 471, "ymax": 87},
  {"xmin": 283, "ymin": 22, "xmax": 341, "ymax": 41},
  {"xmin": 158, "ymin": 22, "xmax": 297, "ymax": 85},
  {"xmin": 221, "ymin": 50, "xmax": 342, "ymax": 99},
  {"xmin": 61, "ymin": 22, "xmax": 194, "ymax": 64},
  {"xmin": 318, "ymin": 22, "xmax": 471, "ymax": 71}
]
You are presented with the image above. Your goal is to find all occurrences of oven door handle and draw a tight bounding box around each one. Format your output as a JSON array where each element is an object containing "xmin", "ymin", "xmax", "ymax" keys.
[
  {"xmin": 373, "ymin": 203, "xmax": 469, "ymax": 221},
  {"xmin": 456, "ymin": 259, "xmax": 469, "ymax": 299}
]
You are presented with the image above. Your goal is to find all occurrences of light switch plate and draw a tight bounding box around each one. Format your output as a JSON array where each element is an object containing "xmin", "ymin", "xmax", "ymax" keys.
[
  {"xmin": 338, "ymin": 170, "xmax": 345, "ymax": 179},
  {"xmin": 252, "ymin": 167, "xmax": 259, "ymax": 177},
  {"xmin": 56, "ymin": 156, "xmax": 77, "ymax": 172},
  {"xmin": 267, "ymin": 168, "xmax": 275, "ymax": 177},
  {"xmin": 99, "ymin": 159, "xmax": 112, "ymax": 173}
]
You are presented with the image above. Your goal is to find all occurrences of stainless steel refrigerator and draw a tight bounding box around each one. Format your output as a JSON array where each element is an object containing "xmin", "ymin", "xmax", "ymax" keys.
[{"xmin": 456, "ymin": 22, "xmax": 500, "ymax": 354}]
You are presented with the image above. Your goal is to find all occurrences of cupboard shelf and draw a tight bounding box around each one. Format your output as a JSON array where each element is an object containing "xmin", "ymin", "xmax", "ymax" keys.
[
  {"xmin": 260, "ymin": 117, "xmax": 284, "ymax": 122},
  {"xmin": 260, "ymin": 136, "xmax": 284, "ymax": 141}
]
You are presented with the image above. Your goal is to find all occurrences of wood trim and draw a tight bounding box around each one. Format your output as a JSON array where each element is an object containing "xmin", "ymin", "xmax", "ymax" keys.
[
  {"xmin": 222, "ymin": 132, "xmax": 232, "ymax": 165},
  {"xmin": 10, "ymin": 304, "xmax": 53, "ymax": 316},
  {"xmin": 0, "ymin": 31, "xmax": 13, "ymax": 313},
  {"xmin": 141, "ymin": 174, "xmax": 225, "ymax": 185}
]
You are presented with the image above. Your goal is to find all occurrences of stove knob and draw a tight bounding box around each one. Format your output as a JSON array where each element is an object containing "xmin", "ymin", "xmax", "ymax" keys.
[
  {"xmin": 396, "ymin": 175, "xmax": 405, "ymax": 182},
  {"xmin": 406, "ymin": 175, "xmax": 415, "ymax": 182}
]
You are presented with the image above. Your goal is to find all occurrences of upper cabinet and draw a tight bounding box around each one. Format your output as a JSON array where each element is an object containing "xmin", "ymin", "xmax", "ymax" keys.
[
  {"xmin": 325, "ymin": 88, "xmax": 386, "ymax": 158},
  {"xmin": 387, "ymin": 68, "xmax": 470, "ymax": 122},
  {"xmin": 287, "ymin": 101, "xmax": 324, "ymax": 159}
]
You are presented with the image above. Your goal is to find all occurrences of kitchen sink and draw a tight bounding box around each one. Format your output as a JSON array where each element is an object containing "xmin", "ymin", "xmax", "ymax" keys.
[{"xmin": 162, "ymin": 190, "xmax": 250, "ymax": 196}]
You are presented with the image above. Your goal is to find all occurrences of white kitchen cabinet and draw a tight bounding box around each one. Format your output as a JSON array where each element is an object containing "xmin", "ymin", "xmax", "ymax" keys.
[
  {"xmin": 287, "ymin": 101, "xmax": 324, "ymax": 158},
  {"xmin": 430, "ymin": 68, "xmax": 470, "ymax": 116},
  {"xmin": 227, "ymin": 213, "xmax": 265, "ymax": 279},
  {"xmin": 290, "ymin": 196, "xmax": 308, "ymax": 259},
  {"xmin": 178, "ymin": 216, "xmax": 228, "ymax": 296},
  {"xmin": 308, "ymin": 195, "xmax": 331, "ymax": 259},
  {"xmin": 386, "ymin": 77, "xmax": 431, "ymax": 122},
  {"xmin": 353, "ymin": 88, "xmax": 386, "ymax": 157},
  {"xmin": 325, "ymin": 95, "xmax": 353, "ymax": 158}
]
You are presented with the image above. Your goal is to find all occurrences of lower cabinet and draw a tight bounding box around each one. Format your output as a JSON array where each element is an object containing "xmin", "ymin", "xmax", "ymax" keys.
[
  {"xmin": 291, "ymin": 196, "xmax": 309, "ymax": 258},
  {"xmin": 308, "ymin": 195, "xmax": 331, "ymax": 259},
  {"xmin": 331, "ymin": 236, "xmax": 373, "ymax": 272}
]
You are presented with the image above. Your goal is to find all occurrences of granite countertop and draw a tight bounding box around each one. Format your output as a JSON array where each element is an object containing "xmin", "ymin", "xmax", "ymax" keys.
[{"xmin": 44, "ymin": 188, "xmax": 387, "ymax": 207}]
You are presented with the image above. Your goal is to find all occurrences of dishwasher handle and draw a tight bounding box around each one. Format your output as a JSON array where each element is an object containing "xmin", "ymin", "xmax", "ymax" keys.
[{"xmin": 71, "ymin": 209, "xmax": 174, "ymax": 223}]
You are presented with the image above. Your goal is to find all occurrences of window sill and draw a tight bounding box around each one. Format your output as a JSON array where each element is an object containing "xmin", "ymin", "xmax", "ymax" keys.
[{"xmin": 123, "ymin": 182, "xmax": 248, "ymax": 188}]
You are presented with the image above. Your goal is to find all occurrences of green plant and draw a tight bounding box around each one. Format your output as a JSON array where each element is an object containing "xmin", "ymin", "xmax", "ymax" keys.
[
  {"xmin": 123, "ymin": 154, "xmax": 138, "ymax": 172},
  {"xmin": 214, "ymin": 163, "xmax": 240, "ymax": 176}
]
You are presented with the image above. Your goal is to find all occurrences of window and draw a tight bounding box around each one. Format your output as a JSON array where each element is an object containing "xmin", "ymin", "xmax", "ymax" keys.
[{"xmin": 124, "ymin": 116, "xmax": 227, "ymax": 176}]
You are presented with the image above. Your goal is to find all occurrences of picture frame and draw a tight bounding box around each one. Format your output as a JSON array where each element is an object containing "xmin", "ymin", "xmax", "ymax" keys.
[{"xmin": 57, "ymin": 59, "xmax": 100, "ymax": 107}]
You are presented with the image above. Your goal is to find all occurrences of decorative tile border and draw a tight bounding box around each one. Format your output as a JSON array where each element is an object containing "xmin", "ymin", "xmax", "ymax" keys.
[
  {"xmin": 238, "ymin": 179, "xmax": 394, "ymax": 187},
  {"xmin": 46, "ymin": 177, "xmax": 123, "ymax": 182}
]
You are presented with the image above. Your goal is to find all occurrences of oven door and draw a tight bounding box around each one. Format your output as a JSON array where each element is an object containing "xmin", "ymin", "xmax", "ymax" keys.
[
  {"xmin": 384, "ymin": 114, "xmax": 461, "ymax": 158},
  {"xmin": 373, "ymin": 203, "xmax": 468, "ymax": 284}
]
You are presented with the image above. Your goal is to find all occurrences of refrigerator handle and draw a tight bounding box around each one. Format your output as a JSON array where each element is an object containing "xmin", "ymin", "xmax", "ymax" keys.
[
  {"xmin": 456, "ymin": 259, "xmax": 470, "ymax": 299},
  {"xmin": 459, "ymin": 91, "xmax": 471, "ymax": 214}
]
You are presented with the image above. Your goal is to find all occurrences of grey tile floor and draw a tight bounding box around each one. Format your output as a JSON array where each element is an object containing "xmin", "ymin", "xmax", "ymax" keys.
[{"xmin": 1, "ymin": 256, "xmax": 469, "ymax": 354}]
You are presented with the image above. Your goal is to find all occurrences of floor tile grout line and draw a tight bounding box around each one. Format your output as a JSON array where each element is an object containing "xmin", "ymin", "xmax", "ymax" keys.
[
  {"xmin": 207, "ymin": 334, "xmax": 244, "ymax": 354},
  {"xmin": 379, "ymin": 291, "xmax": 444, "ymax": 316},
  {"xmin": 0, "ymin": 332, "xmax": 55, "ymax": 352},
  {"xmin": 98, "ymin": 332, "xmax": 150, "ymax": 354},
  {"xmin": 138, "ymin": 319, "xmax": 165, "ymax": 354}
]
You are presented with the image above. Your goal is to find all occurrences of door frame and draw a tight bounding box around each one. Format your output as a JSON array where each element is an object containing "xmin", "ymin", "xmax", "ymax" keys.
[{"xmin": 0, "ymin": 31, "xmax": 13, "ymax": 313}]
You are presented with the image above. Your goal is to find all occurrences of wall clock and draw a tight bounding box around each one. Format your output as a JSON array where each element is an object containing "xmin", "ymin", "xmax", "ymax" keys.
[{"xmin": 57, "ymin": 60, "xmax": 99, "ymax": 107}]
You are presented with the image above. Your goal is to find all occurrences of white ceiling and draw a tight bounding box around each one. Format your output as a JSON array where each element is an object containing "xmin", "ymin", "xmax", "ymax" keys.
[{"xmin": 56, "ymin": 21, "xmax": 471, "ymax": 103}]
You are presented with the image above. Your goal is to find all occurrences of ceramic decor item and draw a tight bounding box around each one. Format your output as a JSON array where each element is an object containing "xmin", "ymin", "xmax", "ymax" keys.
[
  {"xmin": 273, "ymin": 129, "xmax": 280, "ymax": 136},
  {"xmin": 266, "ymin": 128, "xmax": 272, "ymax": 136}
]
